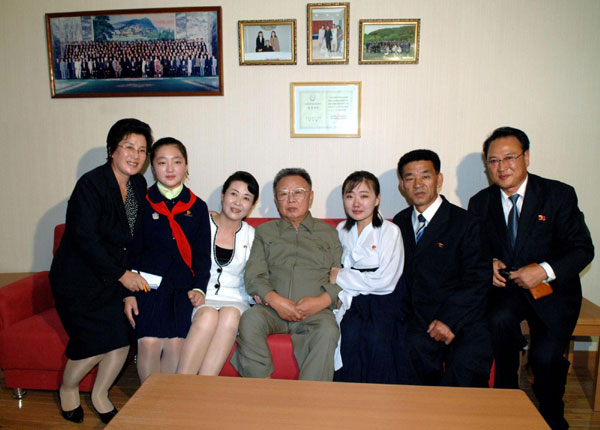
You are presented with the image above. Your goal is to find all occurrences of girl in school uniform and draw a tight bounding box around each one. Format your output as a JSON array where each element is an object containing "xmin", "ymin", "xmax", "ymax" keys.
[{"xmin": 124, "ymin": 137, "xmax": 211, "ymax": 383}]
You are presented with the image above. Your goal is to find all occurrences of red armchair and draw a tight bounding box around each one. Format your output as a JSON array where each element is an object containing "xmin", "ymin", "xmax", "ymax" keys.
[{"xmin": 0, "ymin": 271, "xmax": 97, "ymax": 397}]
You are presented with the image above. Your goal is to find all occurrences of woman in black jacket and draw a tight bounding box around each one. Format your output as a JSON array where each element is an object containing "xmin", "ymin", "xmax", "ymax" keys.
[
  {"xmin": 50, "ymin": 118, "xmax": 153, "ymax": 424},
  {"xmin": 256, "ymin": 31, "xmax": 265, "ymax": 52}
]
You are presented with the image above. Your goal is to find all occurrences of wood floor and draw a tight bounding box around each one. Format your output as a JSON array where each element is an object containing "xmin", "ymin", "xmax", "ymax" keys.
[
  {"xmin": 2, "ymin": 353, "xmax": 600, "ymax": 429},
  {"xmin": 522, "ymin": 350, "xmax": 600, "ymax": 429}
]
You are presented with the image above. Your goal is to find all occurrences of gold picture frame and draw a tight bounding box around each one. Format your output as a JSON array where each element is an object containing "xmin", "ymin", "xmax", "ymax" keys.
[
  {"xmin": 359, "ymin": 19, "xmax": 420, "ymax": 65},
  {"xmin": 45, "ymin": 7, "xmax": 223, "ymax": 97},
  {"xmin": 291, "ymin": 81, "xmax": 361, "ymax": 137},
  {"xmin": 238, "ymin": 19, "xmax": 297, "ymax": 65},
  {"xmin": 306, "ymin": 3, "xmax": 349, "ymax": 65}
]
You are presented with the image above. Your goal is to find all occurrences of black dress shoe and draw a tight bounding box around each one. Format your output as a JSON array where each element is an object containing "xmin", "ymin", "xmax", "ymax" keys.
[
  {"xmin": 96, "ymin": 407, "xmax": 118, "ymax": 424},
  {"xmin": 61, "ymin": 405, "xmax": 84, "ymax": 423}
]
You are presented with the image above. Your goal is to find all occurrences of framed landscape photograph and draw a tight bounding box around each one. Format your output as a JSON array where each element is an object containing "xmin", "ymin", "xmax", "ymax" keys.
[
  {"xmin": 45, "ymin": 7, "xmax": 223, "ymax": 97},
  {"xmin": 359, "ymin": 19, "xmax": 420, "ymax": 64},
  {"xmin": 238, "ymin": 19, "xmax": 296, "ymax": 65},
  {"xmin": 306, "ymin": 3, "xmax": 349, "ymax": 65},
  {"xmin": 291, "ymin": 81, "xmax": 361, "ymax": 137}
]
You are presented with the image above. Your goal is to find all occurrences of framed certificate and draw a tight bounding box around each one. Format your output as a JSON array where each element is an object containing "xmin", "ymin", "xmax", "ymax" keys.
[{"xmin": 291, "ymin": 82, "xmax": 361, "ymax": 137}]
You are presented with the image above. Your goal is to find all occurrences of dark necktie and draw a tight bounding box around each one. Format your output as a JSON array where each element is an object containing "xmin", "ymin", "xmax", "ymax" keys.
[
  {"xmin": 508, "ymin": 194, "xmax": 520, "ymax": 249},
  {"xmin": 415, "ymin": 214, "xmax": 426, "ymax": 242}
]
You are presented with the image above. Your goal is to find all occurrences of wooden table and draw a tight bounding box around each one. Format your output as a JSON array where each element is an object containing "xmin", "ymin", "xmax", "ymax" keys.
[{"xmin": 106, "ymin": 374, "xmax": 548, "ymax": 429}]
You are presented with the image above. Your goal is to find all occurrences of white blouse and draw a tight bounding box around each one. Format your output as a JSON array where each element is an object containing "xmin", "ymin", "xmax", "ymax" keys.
[
  {"xmin": 204, "ymin": 215, "xmax": 255, "ymax": 304},
  {"xmin": 333, "ymin": 219, "xmax": 404, "ymax": 369}
]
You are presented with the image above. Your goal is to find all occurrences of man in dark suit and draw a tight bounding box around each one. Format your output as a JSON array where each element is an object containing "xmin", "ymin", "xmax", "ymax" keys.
[
  {"xmin": 325, "ymin": 26, "xmax": 332, "ymax": 52},
  {"xmin": 468, "ymin": 126, "xmax": 594, "ymax": 429},
  {"xmin": 393, "ymin": 149, "xmax": 492, "ymax": 387}
]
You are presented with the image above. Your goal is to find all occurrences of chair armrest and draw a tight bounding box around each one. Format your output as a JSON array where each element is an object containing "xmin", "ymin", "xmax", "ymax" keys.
[{"xmin": 0, "ymin": 271, "xmax": 54, "ymax": 330}]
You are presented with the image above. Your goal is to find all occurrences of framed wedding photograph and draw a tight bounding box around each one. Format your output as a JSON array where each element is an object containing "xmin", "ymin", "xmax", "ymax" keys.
[
  {"xmin": 238, "ymin": 20, "xmax": 296, "ymax": 65},
  {"xmin": 291, "ymin": 82, "xmax": 361, "ymax": 137},
  {"xmin": 306, "ymin": 3, "xmax": 349, "ymax": 65},
  {"xmin": 359, "ymin": 19, "xmax": 420, "ymax": 64},
  {"xmin": 45, "ymin": 7, "xmax": 223, "ymax": 98}
]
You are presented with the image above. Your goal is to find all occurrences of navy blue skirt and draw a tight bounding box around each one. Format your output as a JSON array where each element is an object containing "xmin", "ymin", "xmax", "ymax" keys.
[
  {"xmin": 334, "ymin": 278, "xmax": 408, "ymax": 384},
  {"xmin": 133, "ymin": 283, "xmax": 193, "ymax": 339}
]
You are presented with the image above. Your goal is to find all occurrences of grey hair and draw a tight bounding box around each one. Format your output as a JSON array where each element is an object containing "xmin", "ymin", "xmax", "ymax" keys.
[{"xmin": 273, "ymin": 168, "xmax": 312, "ymax": 192}]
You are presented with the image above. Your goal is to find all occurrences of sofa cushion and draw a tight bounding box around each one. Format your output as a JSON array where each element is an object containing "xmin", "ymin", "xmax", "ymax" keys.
[
  {"xmin": 0, "ymin": 308, "xmax": 68, "ymax": 370},
  {"xmin": 266, "ymin": 334, "xmax": 300, "ymax": 379},
  {"xmin": 220, "ymin": 334, "xmax": 300, "ymax": 379},
  {"xmin": 0, "ymin": 271, "xmax": 54, "ymax": 330}
]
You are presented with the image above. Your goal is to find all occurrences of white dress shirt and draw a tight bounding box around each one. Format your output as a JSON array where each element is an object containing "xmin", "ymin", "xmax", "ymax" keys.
[
  {"xmin": 499, "ymin": 175, "xmax": 555, "ymax": 281},
  {"xmin": 411, "ymin": 194, "xmax": 443, "ymax": 237}
]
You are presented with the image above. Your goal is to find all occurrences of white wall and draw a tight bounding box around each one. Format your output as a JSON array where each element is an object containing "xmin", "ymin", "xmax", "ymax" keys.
[{"xmin": 1, "ymin": 0, "xmax": 599, "ymax": 305}]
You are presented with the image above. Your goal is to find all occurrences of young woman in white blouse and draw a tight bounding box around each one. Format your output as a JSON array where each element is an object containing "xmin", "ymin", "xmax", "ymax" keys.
[
  {"xmin": 177, "ymin": 171, "xmax": 259, "ymax": 375},
  {"xmin": 331, "ymin": 170, "xmax": 407, "ymax": 383}
]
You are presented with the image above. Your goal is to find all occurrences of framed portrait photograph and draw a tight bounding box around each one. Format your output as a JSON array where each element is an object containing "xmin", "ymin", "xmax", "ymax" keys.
[
  {"xmin": 359, "ymin": 19, "xmax": 420, "ymax": 64},
  {"xmin": 238, "ymin": 20, "xmax": 296, "ymax": 65},
  {"xmin": 45, "ymin": 7, "xmax": 223, "ymax": 98},
  {"xmin": 306, "ymin": 3, "xmax": 349, "ymax": 65},
  {"xmin": 291, "ymin": 82, "xmax": 361, "ymax": 138}
]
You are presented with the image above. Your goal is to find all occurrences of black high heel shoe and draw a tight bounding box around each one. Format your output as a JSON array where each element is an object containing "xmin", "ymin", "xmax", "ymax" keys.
[
  {"xmin": 61, "ymin": 405, "xmax": 84, "ymax": 423},
  {"xmin": 95, "ymin": 407, "xmax": 118, "ymax": 424}
]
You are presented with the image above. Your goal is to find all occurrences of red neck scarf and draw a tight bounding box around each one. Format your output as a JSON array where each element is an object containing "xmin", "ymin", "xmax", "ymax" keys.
[{"xmin": 146, "ymin": 189, "xmax": 197, "ymax": 274}]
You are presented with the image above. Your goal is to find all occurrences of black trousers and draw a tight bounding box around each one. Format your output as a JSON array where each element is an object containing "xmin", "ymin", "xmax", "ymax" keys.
[
  {"xmin": 406, "ymin": 320, "xmax": 492, "ymax": 388},
  {"xmin": 488, "ymin": 288, "xmax": 571, "ymax": 430}
]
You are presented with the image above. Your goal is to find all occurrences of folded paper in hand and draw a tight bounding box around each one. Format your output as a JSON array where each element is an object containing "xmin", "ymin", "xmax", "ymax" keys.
[{"xmin": 133, "ymin": 270, "xmax": 162, "ymax": 289}]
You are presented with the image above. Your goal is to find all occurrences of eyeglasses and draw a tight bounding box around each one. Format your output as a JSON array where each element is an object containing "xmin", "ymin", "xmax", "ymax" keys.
[
  {"xmin": 275, "ymin": 188, "xmax": 309, "ymax": 202},
  {"xmin": 118, "ymin": 144, "xmax": 147, "ymax": 156},
  {"xmin": 486, "ymin": 152, "xmax": 524, "ymax": 167}
]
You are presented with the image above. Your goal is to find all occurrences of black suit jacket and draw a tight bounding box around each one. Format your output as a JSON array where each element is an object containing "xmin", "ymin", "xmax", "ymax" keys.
[
  {"xmin": 468, "ymin": 173, "xmax": 594, "ymax": 341},
  {"xmin": 393, "ymin": 197, "xmax": 491, "ymax": 333},
  {"xmin": 50, "ymin": 162, "xmax": 147, "ymax": 301}
]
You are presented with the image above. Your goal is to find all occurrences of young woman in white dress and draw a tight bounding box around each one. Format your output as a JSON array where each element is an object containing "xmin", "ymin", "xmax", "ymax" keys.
[
  {"xmin": 331, "ymin": 170, "xmax": 406, "ymax": 383},
  {"xmin": 177, "ymin": 171, "xmax": 259, "ymax": 375}
]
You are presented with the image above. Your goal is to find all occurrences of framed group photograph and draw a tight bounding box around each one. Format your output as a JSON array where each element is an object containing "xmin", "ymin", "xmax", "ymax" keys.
[
  {"xmin": 359, "ymin": 19, "xmax": 420, "ymax": 64},
  {"xmin": 45, "ymin": 7, "xmax": 223, "ymax": 98},
  {"xmin": 291, "ymin": 81, "xmax": 361, "ymax": 138},
  {"xmin": 238, "ymin": 20, "xmax": 296, "ymax": 65},
  {"xmin": 306, "ymin": 3, "xmax": 349, "ymax": 65}
]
